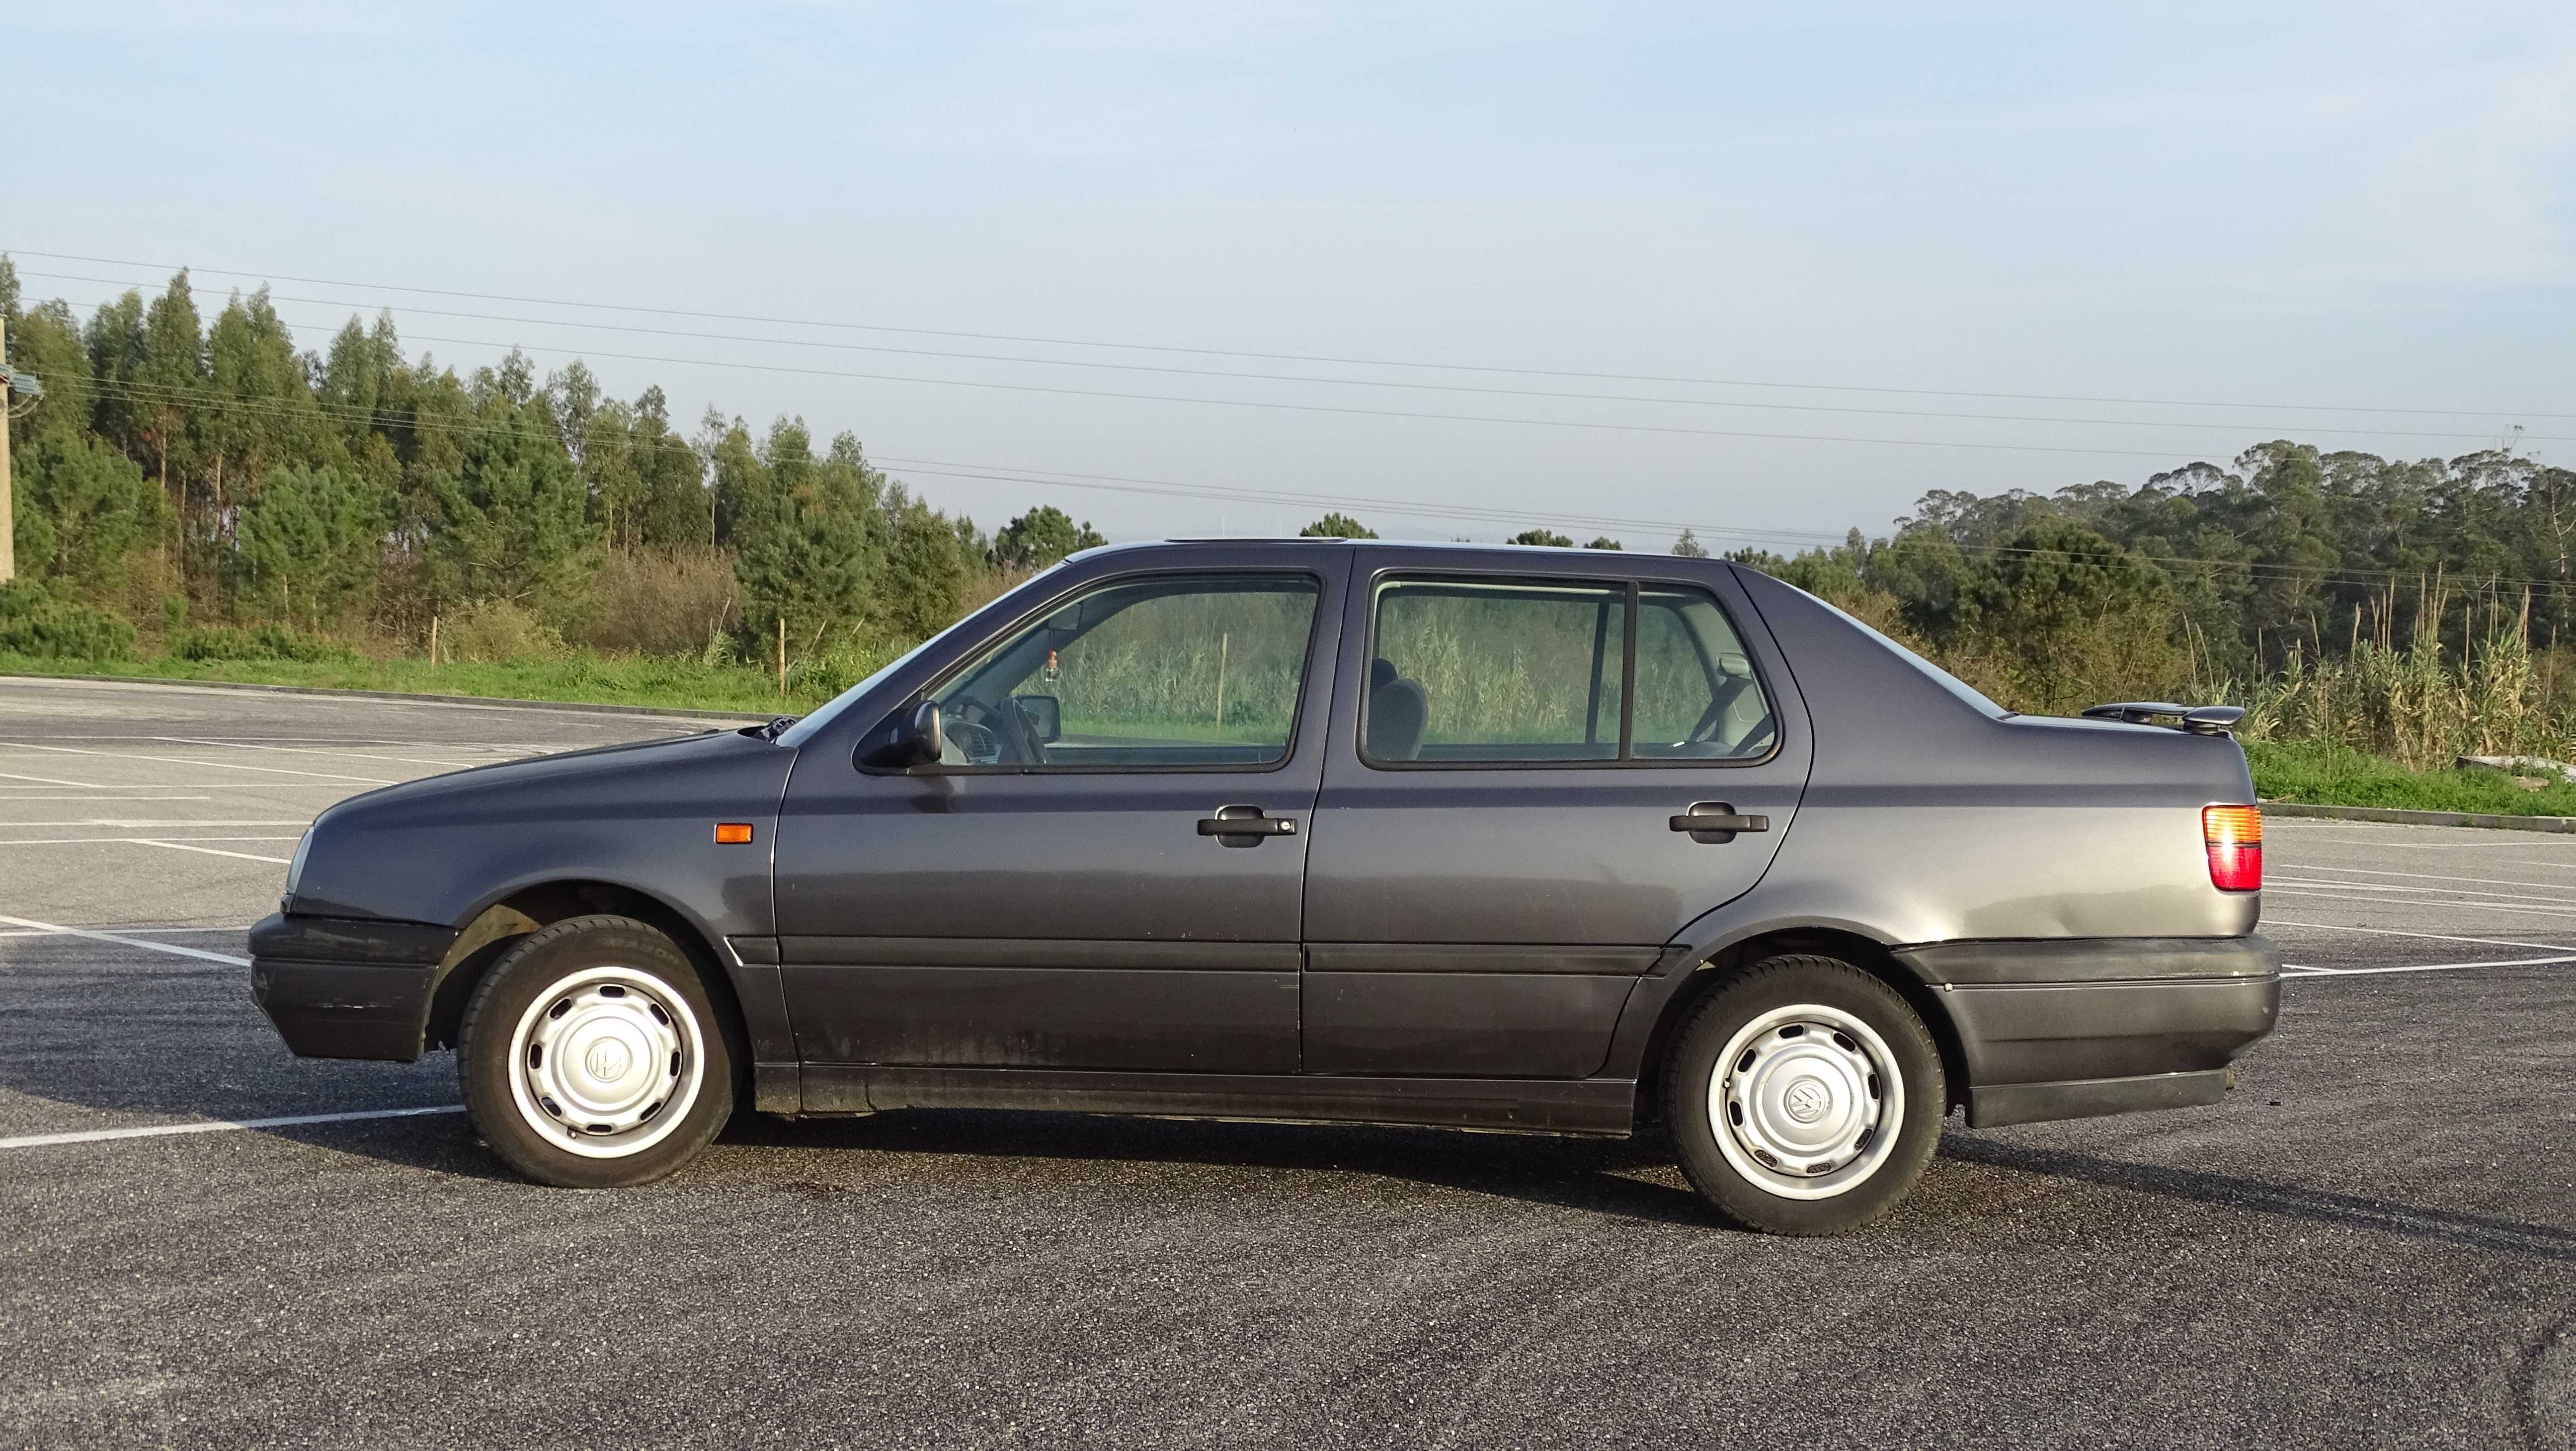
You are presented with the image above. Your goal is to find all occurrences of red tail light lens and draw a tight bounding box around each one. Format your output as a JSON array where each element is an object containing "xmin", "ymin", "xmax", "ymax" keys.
[{"xmin": 2203, "ymin": 806, "xmax": 2261, "ymax": 891}]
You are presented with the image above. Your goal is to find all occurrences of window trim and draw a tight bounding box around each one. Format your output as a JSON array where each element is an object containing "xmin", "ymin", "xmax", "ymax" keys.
[
  {"xmin": 1356, "ymin": 571, "xmax": 1784, "ymax": 773},
  {"xmin": 878, "ymin": 566, "xmax": 1331, "ymax": 777}
]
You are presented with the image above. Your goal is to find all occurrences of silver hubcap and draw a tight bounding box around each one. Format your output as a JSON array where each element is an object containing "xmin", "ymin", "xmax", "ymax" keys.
[
  {"xmin": 1707, "ymin": 1003, "xmax": 1904, "ymax": 1201},
  {"xmin": 507, "ymin": 965, "xmax": 705, "ymax": 1159}
]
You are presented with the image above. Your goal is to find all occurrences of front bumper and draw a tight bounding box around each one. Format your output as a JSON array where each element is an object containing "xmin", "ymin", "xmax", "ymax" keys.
[
  {"xmin": 1894, "ymin": 935, "xmax": 2283, "ymax": 1129},
  {"xmin": 248, "ymin": 913, "xmax": 462, "ymax": 1062}
]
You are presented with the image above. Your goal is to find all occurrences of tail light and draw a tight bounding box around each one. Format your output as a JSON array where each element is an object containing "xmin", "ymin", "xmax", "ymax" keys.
[{"xmin": 2203, "ymin": 806, "xmax": 2261, "ymax": 891}]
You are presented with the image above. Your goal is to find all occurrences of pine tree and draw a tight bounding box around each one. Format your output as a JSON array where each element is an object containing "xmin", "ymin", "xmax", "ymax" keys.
[
  {"xmin": 236, "ymin": 464, "xmax": 389, "ymax": 628},
  {"xmin": 729, "ymin": 420, "xmax": 882, "ymax": 652},
  {"xmin": 993, "ymin": 505, "xmax": 1107, "ymax": 568},
  {"xmin": 420, "ymin": 392, "xmax": 598, "ymax": 612},
  {"xmin": 1299, "ymin": 512, "xmax": 1376, "ymax": 539}
]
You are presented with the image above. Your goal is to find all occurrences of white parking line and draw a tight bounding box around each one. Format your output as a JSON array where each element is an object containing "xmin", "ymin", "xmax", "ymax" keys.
[
  {"xmin": 2270, "ymin": 875, "xmax": 2576, "ymax": 908},
  {"xmin": 152, "ymin": 736, "xmax": 513, "ymax": 769},
  {"xmin": 0, "ymin": 742, "xmax": 396, "ymax": 786},
  {"xmin": 0, "ymin": 836, "xmax": 299, "ymax": 846},
  {"xmin": 0, "ymin": 925, "xmax": 246, "ymax": 938},
  {"xmin": 2264, "ymin": 887, "xmax": 2576, "ymax": 922},
  {"xmin": 128, "ymin": 839, "xmax": 293, "ymax": 865},
  {"xmin": 2262, "ymin": 920, "xmax": 2576, "ymax": 952},
  {"xmin": 0, "ymin": 914, "xmax": 251, "ymax": 966},
  {"xmin": 2286, "ymin": 865, "xmax": 2576, "ymax": 891},
  {"xmin": 0, "ymin": 819, "xmax": 311, "ymax": 827},
  {"xmin": 0, "ymin": 1105, "xmax": 464, "ymax": 1151},
  {"xmin": 2284, "ymin": 955, "xmax": 2576, "ymax": 979}
]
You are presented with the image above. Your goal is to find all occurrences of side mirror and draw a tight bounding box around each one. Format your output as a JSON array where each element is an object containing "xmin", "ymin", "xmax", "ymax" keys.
[
  {"xmin": 856, "ymin": 698, "xmax": 944, "ymax": 770},
  {"xmin": 1013, "ymin": 694, "xmax": 1062, "ymax": 744}
]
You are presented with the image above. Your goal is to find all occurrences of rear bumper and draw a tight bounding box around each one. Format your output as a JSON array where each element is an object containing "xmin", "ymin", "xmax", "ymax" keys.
[
  {"xmin": 248, "ymin": 912, "xmax": 461, "ymax": 1062},
  {"xmin": 1893, "ymin": 935, "xmax": 2282, "ymax": 1129}
]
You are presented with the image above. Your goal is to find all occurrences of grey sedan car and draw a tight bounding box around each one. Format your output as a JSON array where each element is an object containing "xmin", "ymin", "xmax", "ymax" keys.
[{"xmin": 251, "ymin": 540, "xmax": 2278, "ymax": 1234}]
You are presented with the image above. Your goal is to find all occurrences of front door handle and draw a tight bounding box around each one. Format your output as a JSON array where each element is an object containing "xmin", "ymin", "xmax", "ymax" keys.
[
  {"xmin": 1198, "ymin": 805, "xmax": 1299, "ymax": 842},
  {"xmin": 1670, "ymin": 802, "xmax": 1768, "ymax": 841}
]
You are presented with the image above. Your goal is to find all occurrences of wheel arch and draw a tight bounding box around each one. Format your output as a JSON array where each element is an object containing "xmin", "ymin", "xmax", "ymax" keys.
[
  {"xmin": 1631, "ymin": 926, "xmax": 1969, "ymax": 1124},
  {"xmin": 425, "ymin": 879, "xmax": 746, "ymax": 1059}
]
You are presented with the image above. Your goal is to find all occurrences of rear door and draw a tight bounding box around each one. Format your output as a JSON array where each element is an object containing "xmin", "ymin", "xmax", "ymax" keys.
[
  {"xmin": 1300, "ymin": 557, "xmax": 1811, "ymax": 1079},
  {"xmin": 774, "ymin": 551, "xmax": 1347, "ymax": 1074}
]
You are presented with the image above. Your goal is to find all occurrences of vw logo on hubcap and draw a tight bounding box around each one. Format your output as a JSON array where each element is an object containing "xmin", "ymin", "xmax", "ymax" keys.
[
  {"xmin": 584, "ymin": 1039, "xmax": 634, "ymax": 1082},
  {"xmin": 1783, "ymin": 1077, "xmax": 1831, "ymax": 1124}
]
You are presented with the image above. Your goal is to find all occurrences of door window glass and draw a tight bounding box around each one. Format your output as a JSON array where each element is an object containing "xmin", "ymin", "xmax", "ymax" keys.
[
  {"xmin": 1365, "ymin": 577, "xmax": 1773, "ymax": 766},
  {"xmin": 1366, "ymin": 581, "xmax": 1626, "ymax": 762},
  {"xmin": 1631, "ymin": 587, "xmax": 1776, "ymax": 759},
  {"xmin": 931, "ymin": 573, "xmax": 1319, "ymax": 768}
]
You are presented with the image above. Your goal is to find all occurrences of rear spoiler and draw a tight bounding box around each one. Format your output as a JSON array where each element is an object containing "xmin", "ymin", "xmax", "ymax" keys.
[{"xmin": 2081, "ymin": 702, "xmax": 2246, "ymax": 737}]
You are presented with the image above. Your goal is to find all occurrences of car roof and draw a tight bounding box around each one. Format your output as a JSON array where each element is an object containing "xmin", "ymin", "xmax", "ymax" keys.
[{"xmin": 1067, "ymin": 538, "xmax": 1692, "ymax": 563}]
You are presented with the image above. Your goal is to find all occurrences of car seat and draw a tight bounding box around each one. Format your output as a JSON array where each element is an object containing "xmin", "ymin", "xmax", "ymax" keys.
[{"xmin": 1366, "ymin": 657, "xmax": 1429, "ymax": 761}]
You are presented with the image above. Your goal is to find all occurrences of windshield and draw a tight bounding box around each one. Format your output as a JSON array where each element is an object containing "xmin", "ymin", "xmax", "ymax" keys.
[
  {"xmin": 773, "ymin": 563, "xmax": 1077, "ymax": 749},
  {"xmin": 772, "ymin": 638, "xmax": 941, "ymax": 748},
  {"xmin": 1799, "ymin": 587, "xmax": 2012, "ymax": 720}
]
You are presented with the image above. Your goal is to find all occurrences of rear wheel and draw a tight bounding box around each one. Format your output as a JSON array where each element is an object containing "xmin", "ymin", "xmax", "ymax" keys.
[
  {"xmin": 459, "ymin": 916, "xmax": 734, "ymax": 1187},
  {"xmin": 1665, "ymin": 955, "xmax": 1944, "ymax": 1235}
]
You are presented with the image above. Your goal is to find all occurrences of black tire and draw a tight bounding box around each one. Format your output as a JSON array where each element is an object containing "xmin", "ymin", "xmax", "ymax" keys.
[
  {"xmin": 458, "ymin": 915, "xmax": 737, "ymax": 1188},
  {"xmin": 1664, "ymin": 955, "xmax": 1944, "ymax": 1235}
]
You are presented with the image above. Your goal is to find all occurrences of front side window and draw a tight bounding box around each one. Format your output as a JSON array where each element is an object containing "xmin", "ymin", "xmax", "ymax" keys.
[
  {"xmin": 929, "ymin": 572, "xmax": 1320, "ymax": 769},
  {"xmin": 1365, "ymin": 577, "xmax": 1774, "ymax": 766}
]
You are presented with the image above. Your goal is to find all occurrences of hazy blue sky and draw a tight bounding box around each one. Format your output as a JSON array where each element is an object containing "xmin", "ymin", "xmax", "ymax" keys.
[{"xmin": 13, "ymin": 2, "xmax": 2572, "ymax": 549}]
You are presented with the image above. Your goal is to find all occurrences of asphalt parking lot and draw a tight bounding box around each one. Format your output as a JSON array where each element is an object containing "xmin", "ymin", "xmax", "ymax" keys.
[{"xmin": 1, "ymin": 676, "xmax": 2571, "ymax": 1450}]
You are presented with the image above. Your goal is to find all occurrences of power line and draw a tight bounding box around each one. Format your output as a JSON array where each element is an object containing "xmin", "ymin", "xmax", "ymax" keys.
[
  {"xmin": 77, "ymin": 375, "xmax": 2576, "ymax": 598},
  {"xmin": 14, "ymin": 244, "xmax": 2570, "ymax": 421},
  {"xmin": 66, "ymin": 314, "xmax": 2365, "ymax": 465},
  {"xmin": 21, "ymin": 268, "xmax": 2565, "ymax": 446}
]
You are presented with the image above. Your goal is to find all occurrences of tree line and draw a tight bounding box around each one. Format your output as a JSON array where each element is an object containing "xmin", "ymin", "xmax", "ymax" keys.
[
  {"xmin": 4, "ymin": 258, "xmax": 2571, "ymax": 739},
  {"xmin": 0, "ymin": 260, "xmax": 1105, "ymax": 666}
]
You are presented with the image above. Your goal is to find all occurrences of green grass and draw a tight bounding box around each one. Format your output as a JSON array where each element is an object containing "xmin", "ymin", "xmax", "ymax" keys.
[
  {"xmin": 2248, "ymin": 739, "xmax": 2576, "ymax": 817},
  {"xmin": 0, "ymin": 651, "xmax": 835, "ymax": 715}
]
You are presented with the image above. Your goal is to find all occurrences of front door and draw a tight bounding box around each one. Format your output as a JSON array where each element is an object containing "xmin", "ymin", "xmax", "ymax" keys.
[
  {"xmin": 774, "ymin": 560, "xmax": 1344, "ymax": 1074},
  {"xmin": 1300, "ymin": 562, "xmax": 1811, "ymax": 1079}
]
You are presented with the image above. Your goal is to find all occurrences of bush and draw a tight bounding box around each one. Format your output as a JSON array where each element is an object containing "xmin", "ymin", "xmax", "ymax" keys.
[
  {"xmin": 580, "ymin": 547, "xmax": 741, "ymax": 655},
  {"xmin": 443, "ymin": 598, "xmax": 567, "ymax": 664},
  {"xmin": 171, "ymin": 624, "xmax": 357, "ymax": 663},
  {"xmin": 0, "ymin": 582, "xmax": 140, "ymax": 661}
]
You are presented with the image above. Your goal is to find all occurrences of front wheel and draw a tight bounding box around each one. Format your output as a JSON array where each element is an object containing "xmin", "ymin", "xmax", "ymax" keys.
[
  {"xmin": 458, "ymin": 916, "xmax": 736, "ymax": 1188},
  {"xmin": 1665, "ymin": 955, "xmax": 1945, "ymax": 1235}
]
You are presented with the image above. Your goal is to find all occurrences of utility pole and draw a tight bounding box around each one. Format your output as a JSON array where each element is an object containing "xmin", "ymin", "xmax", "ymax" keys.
[{"xmin": 1, "ymin": 316, "xmax": 13, "ymax": 584}]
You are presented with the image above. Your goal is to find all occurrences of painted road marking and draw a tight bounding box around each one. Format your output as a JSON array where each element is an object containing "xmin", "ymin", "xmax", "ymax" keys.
[
  {"xmin": 2283, "ymin": 955, "xmax": 2576, "ymax": 978},
  {"xmin": 0, "ymin": 914, "xmax": 252, "ymax": 966},
  {"xmin": 0, "ymin": 742, "xmax": 397, "ymax": 786},
  {"xmin": 0, "ymin": 1105, "xmax": 464, "ymax": 1151},
  {"xmin": 2287, "ymin": 865, "xmax": 2576, "ymax": 891},
  {"xmin": 0, "ymin": 819, "xmax": 312, "ymax": 827},
  {"xmin": 2261, "ymin": 920, "xmax": 2576, "ymax": 952},
  {"xmin": 0, "ymin": 836, "xmax": 298, "ymax": 846},
  {"xmin": 128, "ymin": 839, "xmax": 294, "ymax": 865},
  {"xmin": 151, "ymin": 736, "xmax": 521, "ymax": 769}
]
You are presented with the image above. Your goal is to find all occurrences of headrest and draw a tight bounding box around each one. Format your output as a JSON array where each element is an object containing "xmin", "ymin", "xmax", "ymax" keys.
[{"xmin": 1371, "ymin": 657, "xmax": 1398, "ymax": 688}]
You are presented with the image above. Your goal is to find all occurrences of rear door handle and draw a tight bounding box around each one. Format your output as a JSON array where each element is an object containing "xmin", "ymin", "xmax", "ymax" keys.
[
  {"xmin": 1199, "ymin": 806, "xmax": 1298, "ymax": 841},
  {"xmin": 1670, "ymin": 803, "xmax": 1768, "ymax": 839}
]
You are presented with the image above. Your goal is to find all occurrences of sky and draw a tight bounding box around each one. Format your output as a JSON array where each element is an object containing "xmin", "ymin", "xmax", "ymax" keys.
[{"xmin": 10, "ymin": 1, "xmax": 2574, "ymax": 551}]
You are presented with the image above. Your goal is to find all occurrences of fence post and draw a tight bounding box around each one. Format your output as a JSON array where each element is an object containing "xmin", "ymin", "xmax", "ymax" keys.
[
  {"xmin": 1214, "ymin": 633, "xmax": 1228, "ymax": 730},
  {"xmin": 777, "ymin": 616, "xmax": 787, "ymax": 696},
  {"xmin": 428, "ymin": 615, "xmax": 439, "ymax": 666}
]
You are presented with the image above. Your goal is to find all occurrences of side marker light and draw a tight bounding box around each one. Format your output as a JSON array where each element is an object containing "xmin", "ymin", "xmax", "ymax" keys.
[{"xmin": 714, "ymin": 823, "xmax": 755, "ymax": 845}]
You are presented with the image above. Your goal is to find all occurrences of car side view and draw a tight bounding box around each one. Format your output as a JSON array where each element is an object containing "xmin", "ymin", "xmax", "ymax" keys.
[{"xmin": 250, "ymin": 540, "xmax": 2280, "ymax": 1234}]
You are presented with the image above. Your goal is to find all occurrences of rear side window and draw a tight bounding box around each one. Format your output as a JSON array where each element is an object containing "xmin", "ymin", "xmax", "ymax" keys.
[{"xmin": 1364, "ymin": 578, "xmax": 1775, "ymax": 766}]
